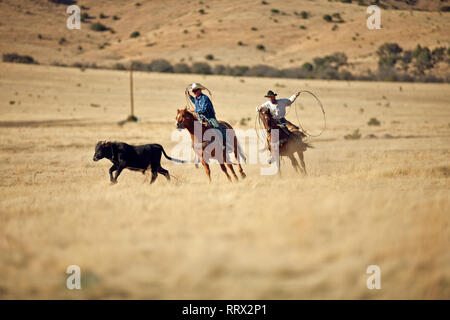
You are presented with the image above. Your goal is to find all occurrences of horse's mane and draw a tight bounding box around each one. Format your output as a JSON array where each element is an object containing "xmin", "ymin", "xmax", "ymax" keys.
[{"xmin": 183, "ymin": 108, "xmax": 199, "ymax": 120}]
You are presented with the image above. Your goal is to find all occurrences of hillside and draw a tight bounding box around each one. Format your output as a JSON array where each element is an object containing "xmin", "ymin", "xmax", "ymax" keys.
[{"xmin": 0, "ymin": 0, "xmax": 449, "ymax": 77}]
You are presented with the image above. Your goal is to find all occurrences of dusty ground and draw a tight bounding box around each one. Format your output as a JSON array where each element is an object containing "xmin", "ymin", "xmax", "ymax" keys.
[{"xmin": 0, "ymin": 62, "xmax": 449, "ymax": 299}]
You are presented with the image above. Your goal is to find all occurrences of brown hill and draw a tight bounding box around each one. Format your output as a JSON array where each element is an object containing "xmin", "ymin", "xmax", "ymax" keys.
[{"xmin": 0, "ymin": 0, "xmax": 449, "ymax": 76}]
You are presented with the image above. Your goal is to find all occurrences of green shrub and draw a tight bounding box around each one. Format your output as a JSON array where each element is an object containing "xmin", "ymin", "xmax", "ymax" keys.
[
  {"xmin": 344, "ymin": 129, "xmax": 361, "ymax": 140},
  {"xmin": 368, "ymin": 118, "xmax": 381, "ymax": 126},
  {"xmin": 3, "ymin": 53, "xmax": 38, "ymax": 64},
  {"xmin": 205, "ymin": 54, "xmax": 214, "ymax": 61},
  {"xmin": 256, "ymin": 44, "xmax": 265, "ymax": 51},
  {"xmin": 323, "ymin": 14, "xmax": 332, "ymax": 22},
  {"xmin": 149, "ymin": 59, "xmax": 173, "ymax": 73},
  {"xmin": 271, "ymin": 8, "xmax": 280, "ymax": 14},
  {"xmin": 213, "ymin": 64, "xmax": 226, "ymax": 75},
  {"xmin": 376, "ymin": 42, "xmax": 403, "ymax": 67},
  {"xmin": 245, "ymin": 64, "xmax": 281, "ymax": 77},
  {"xmin": 173, "ymin": 63, "xmax": 191, "ymax": 74},
  {"xmin": 130, "ymin": 31, "xmax": 140, "ymax": 38},
  {"xmin": 191, "ymin": 62, "xmax": 212, "ymax": 74},
  {"xmin": 90, "ymin": 22, "xmax": 109, "ymax": 32}
]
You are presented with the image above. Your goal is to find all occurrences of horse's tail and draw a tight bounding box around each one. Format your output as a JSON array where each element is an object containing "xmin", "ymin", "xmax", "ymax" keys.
[
  {"xmin": 305, "ymin": 141, "xmax": 314, "ymax": 149},
  {"xmin": 159, "ymin": 145, "xmax": 187, "ymax": 163}
]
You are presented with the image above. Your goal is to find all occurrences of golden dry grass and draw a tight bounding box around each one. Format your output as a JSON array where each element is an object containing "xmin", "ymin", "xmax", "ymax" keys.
[{"xmin": 0, "ymin": 62, "xmax": 449, "ymax": 299}]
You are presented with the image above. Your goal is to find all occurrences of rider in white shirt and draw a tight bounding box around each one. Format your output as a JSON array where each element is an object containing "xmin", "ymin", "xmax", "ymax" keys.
[{"xmin": 257, "ymin": 90, "xmax": 303, "ymax": 138}]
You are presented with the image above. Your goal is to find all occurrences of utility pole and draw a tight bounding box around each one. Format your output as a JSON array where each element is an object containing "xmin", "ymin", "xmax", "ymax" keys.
[{"xmin": 127, "ymin": 64, "xmax": 138, "ymax": 122}]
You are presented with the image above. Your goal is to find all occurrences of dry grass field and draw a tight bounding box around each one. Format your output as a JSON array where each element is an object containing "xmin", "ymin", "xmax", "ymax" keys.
[{"xmin": 0, "ymin": 62, "xmax": 449, "ymax": 299}]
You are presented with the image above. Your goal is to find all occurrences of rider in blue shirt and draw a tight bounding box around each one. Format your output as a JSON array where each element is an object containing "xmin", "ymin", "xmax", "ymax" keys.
[{"xmin": 185, "ymin": 84, "xmax": 227, "ymax": 147}]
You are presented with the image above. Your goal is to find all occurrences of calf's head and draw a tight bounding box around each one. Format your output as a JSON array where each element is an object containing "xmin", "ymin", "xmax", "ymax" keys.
[{"xmin": 93, "ymin": 141, "xmax": 111, "ymax": 161}]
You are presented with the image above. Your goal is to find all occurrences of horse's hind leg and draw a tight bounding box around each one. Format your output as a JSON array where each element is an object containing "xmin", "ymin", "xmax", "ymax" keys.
[
  {"xmin": 219, "ymin": 164, "xmax": 232, "ymax": 182},
  {"xmin": 201, "ymin": 157, "xmax": 211, "ymax": 182},
  {"xmin": 157, "ymin": 166, "xmax": 171, "ymax": 181},
  {"xmin": 297, "ymin": 151, "xmax": 307, "ymax": 175},
  {"xmin": 233, "ymin": 136, "xmax": 246, "ymax": 178},
  {"xmin": 226, "ymin": 163, "xmax": 238, "ymax": 181},
  {"xmin": 288, "ymin": 154, "xmax": 301, "ymax": 174}
]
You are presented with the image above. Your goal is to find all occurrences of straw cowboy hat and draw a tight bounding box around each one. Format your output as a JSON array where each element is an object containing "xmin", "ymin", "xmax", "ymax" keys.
[
  {"xmin": 190, "ymin": 83, "xmax": 206, "ymax": 91},
  {"xmin": 264, "ymin": 90, "xmax": 278, "ymax": 97}
]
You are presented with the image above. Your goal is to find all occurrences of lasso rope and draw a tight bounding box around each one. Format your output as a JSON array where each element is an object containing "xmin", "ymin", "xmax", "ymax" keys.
[
  {"xmin": 185, "ymin": 83, "xmax": 213, "ymax": 110},
  {"xmin": 293, "ymin": 90, "xmax": 326, "ymax": 137}
]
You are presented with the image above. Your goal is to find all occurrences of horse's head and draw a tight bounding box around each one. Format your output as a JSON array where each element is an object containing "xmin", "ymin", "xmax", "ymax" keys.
[
  {"xmin": 175, "ymin": 107, "xmax": 196, "ymax": 130},
  {"xmin": 259, "ymin": 109, "xmax": 276, "ymax": 130}
]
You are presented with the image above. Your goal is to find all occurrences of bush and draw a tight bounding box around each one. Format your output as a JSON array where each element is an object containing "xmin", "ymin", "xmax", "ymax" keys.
[
  {"xmin": 131, "ymin": 61, "xmax": 151, "ymax": 71},
  {"xmin": 344, "ymin": 129, "xmax": 361, "ymax": 140},
  {"xmin": 271, "ymin": 8, "xmax": 280, "ymax": 14},
  {"xmin": 80, "ymin": 12, "xmax": 94, "ymax": 22},
  {"xmin": 376, "ymin": 42, "xmax": 403, "ymax": 67},
  {"xmin": 228, "ymin": 65, "xmax": 249, "ymax": 76},
  {"xmin": 213, "ymin": 65, "xmax": 226, "ymax": 75},
  {"xmin": 130, "ymin": 31, "xmax": 140, "ymax": 38},
  {"xmin": 332, "ymin": 13, "xmax": 344, "ymax": 23},
  {"xmin": 412, "ymin": 45, "xmax": 433, "ymax": 74},
  {"xmin": 90, "ymin": 22, "xmax": 109, "ymax": 32},
  {"xmin": 245, "ymin": 64, "xmax": 281, "ymax": 77},
  {"xmin": 113, "ymin": 63, "xmax": 127, "ymax": 71},
  {"xmin": 368, "ymin": 118, "xmax": 381, "ymax": 126},
  {"xmin": 173, "ymin": 63, "xmax": 191, "ymax": 74},
  {"xmin": 237, "ymin": 41, "xmax": 244, "ymax": 46},
  {"xmin": 3, "ymin": 53, "xmax": 38, "ymax": 64},
  {"xmin": 149, "ymin": 59, "xmax": 173, "ymax": 73},
  {"xmin": 191, "ymin": 62, "xmax": 212, "ymax": 74},
  {"xmin": 256, "ymin": 44, "xmax": 265, "ymax": 51},
  {"xmin": 112, "ymin": 15, "xmax": 120, "ymax": 20},
  {"xmin": 58, "ymin": 37, "xmax": 67, "ymax": 45},
  {"xmin": 99, "ymin": 13, "xmax": 107, "ymax": 19},
  {"xmin": 323, "ymin": 14, "xmax": 332, "ymax": 22},
  {"xmin": 299, "ymin": 11, "xmax": 309, "ymax": 19},
  {"xmin": 205, "ymin": 54, "xmax": 214, "ymax": 61}
]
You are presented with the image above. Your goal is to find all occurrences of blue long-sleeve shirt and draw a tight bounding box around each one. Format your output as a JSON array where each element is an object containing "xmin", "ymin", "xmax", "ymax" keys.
[{"xmin": 189, "ymin": 94, "xmax": 216, "ymax": 119}]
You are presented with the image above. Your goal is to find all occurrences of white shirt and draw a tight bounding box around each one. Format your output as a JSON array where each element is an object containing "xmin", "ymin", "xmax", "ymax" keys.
[{"xmin": 258, "ymin": 94, "xmax": 297, "ymax": 119}]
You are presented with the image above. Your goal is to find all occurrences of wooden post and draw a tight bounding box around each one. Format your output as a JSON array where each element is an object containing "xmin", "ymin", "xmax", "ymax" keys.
[{"xmin": 130, "ymin": 65, "xmax": 134, "ymax": 117}]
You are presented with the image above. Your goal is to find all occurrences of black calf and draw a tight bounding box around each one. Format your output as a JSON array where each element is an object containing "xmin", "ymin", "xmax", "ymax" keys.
[{"xmin": 93, "ymin": 141, "xmax": 184, "ymax": 184}]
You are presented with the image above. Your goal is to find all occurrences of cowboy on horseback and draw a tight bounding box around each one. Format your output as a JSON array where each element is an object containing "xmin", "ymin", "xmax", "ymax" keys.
[
  {"xmin": 185, "ymin": 83, "xmax": 227, "ymax": 148},
  {"xmin": 257, "ymin": 90, "xmax": 305, "ymax": 144}
]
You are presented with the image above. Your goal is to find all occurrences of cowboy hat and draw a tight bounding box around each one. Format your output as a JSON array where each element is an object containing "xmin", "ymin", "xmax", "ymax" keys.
[
  {"xmin": 264, "ymin": 90, "xmax": 277, "ymax": 97},
  {"xmin": 190, "ymin": 83, "xmax": 206, "ymax": 91}
]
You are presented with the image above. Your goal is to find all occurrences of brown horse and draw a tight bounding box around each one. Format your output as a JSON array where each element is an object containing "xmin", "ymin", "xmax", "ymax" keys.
[
  {"xmin": 258, "ymin": 110, "xmax": 311, "ymax": 175},
  {"xmin": 175, "ymin": 108, "xmax": 246, "ymax": 182}
]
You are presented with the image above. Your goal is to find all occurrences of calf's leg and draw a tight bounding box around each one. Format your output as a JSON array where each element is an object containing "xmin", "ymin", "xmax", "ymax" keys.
[{"xmin": 157, "ymin": 166, "xmax": 171, "ymax": 181}]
